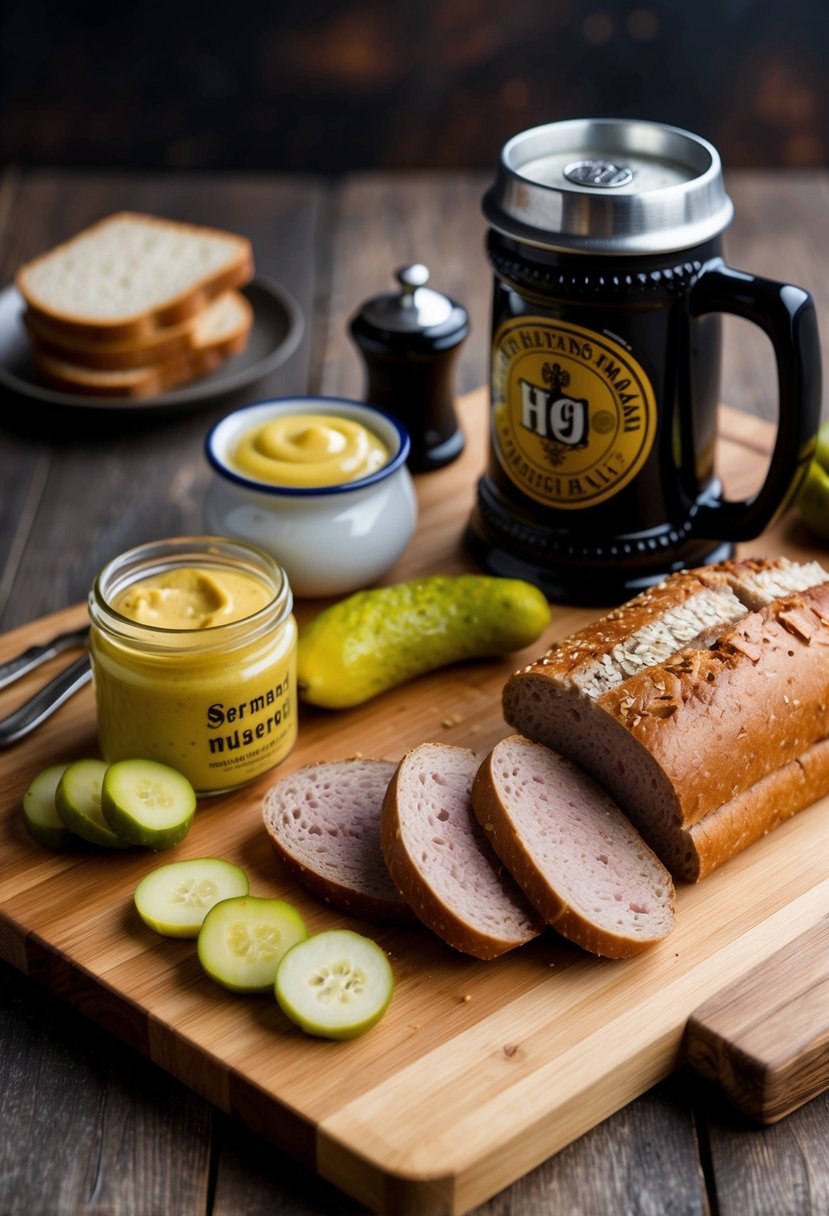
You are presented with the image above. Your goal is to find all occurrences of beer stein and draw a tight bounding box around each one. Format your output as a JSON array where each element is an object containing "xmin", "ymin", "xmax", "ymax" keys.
[{"xmin": 467, "ymin": 119, "xmax": 822, "ymax": 603}]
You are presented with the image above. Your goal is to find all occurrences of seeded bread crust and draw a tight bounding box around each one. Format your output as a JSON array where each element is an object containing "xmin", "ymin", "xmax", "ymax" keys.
[
  {"xmin": 503, "ymin": 562, "xmax": 829, "ymax": 882},
  {"xmin": 595, "ymin": 585, "xmax": 829, "ymax": 828},
  {"xmin": 16, "ymin": 212, "xmax": 254, "ymax": 343},
  {"xmin": 664, "ymin": 736, "xmax": 829, "ymax": 879},
  {"xmin": 535, "ymin": 569, "xmax": 743, "ymax": 695},
  {"xmin": 381, "ymin": 742, "xmax": 543, "ymax": 959},
  {"xmin": 526, "ymin": 557, "xmax": 827, "ymax": 699}
]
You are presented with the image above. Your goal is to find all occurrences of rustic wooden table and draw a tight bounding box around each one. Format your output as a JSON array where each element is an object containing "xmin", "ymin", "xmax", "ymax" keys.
[{"xmin": 1, "ymin": 167, "xmax": 828, "ymax": 1215}]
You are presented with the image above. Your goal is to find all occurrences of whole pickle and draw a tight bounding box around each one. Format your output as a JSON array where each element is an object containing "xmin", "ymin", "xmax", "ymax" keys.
[
  {"xmin": 798, "ymin": 419, "xmax": 829, "ymax": 540},
  {"xmin": 297, "ymin": 574, "xmax": 550, "ymax": 709}
]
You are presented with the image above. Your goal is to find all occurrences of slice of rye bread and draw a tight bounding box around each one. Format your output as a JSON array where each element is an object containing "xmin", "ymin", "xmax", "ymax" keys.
[
  {"xmin": 381, "ymin": 742, "xmax": 543, "ymax": 960},
  {"xmin": 262, "ymin": 759, "xmax": 413, "ymax": 923},
  {"xmin": 472, "ymin": 735, "xmax": 676, "ymax": 959},
  {"xmin": 16, "ymin": 212, "xmax": 254, "ymax": 343}
]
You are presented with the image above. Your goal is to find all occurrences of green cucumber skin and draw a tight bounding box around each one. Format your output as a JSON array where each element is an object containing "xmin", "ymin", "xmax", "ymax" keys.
[
  {"xmin": 22, "ymin": 763, "xmax": 74, "ymax": 850},
  {"xmin": 298, "ymin": 575, "xmax": 550, "ymax": 708},
  {"xmin": 798, "ymin": 422, "xmax": 829, "ymax": 539},
  {"xmin": 197, "ymin": 896, "xmax": 308, "ymax": 993},
  {"xmin": 134, "ymin": 858, "xmax": 250, "ymax": 938},
  {"xmin": 102, "ymin": 760, "xmax": 196, "ymax": 851},
  {"xmin": 55, "ymin": 760, "xmax": 129, "ymax": 849},
  {"xmin": 104, "ymin": 805, "xmax": 194, "ymax": 850},
  {"xmin": 274, "ymin": 930, "xmax": 394, "ymax": 1040}
]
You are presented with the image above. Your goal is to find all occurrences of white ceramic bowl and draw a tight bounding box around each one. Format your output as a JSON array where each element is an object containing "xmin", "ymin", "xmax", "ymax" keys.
[{"xmin": 204, "ymin": 397, "xmax": 417, "ymax": 598}]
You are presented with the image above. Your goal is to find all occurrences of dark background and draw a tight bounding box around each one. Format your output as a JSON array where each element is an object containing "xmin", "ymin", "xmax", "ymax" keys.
[{"xmin": 1, "ymin": 0, "xmax": 827, "ymax": 174}]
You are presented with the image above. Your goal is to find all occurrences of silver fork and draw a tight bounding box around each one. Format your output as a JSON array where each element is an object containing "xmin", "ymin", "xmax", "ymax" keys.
[{"xmin": 0, "ymin": 626, "xmax": 92, "ymax": 747}]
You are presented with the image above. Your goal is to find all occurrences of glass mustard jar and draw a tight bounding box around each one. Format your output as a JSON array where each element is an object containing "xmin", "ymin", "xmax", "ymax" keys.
[{"xmin": 88, "ymin": 536, "xmax": 297, "ymax": 795}]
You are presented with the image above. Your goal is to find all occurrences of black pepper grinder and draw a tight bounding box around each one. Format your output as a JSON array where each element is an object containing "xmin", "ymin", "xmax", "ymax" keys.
[{"xmin": 349, "ymin": 264, "xmax": 469, "ymax": 472}]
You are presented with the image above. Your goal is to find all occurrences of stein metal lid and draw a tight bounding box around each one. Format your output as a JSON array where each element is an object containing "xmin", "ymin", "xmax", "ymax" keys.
[{"xmin": 483, "ymin": 118, "xmax": 734, "ymax": 255}]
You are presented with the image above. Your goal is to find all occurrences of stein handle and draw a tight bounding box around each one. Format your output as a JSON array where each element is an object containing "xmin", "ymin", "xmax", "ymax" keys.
[{"xmin": 689, "ymin": 263, "xmax": 822, "ymax": 540}]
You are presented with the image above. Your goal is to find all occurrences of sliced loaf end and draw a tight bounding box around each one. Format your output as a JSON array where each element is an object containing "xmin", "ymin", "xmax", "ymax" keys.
[
  {"xmin": 381, "ymin": 742, "xmax": 542, "ymax": 960},
  {"xmin": 472, "ymin": 736, "xmax": 675, "ymax": 959},
  {"xmin": 262, "ymin": 758, "xmax": 413, "ymax": 923}
]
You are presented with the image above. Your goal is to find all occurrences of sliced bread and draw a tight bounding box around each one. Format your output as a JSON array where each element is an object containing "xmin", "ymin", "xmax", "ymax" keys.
[
  {"xmin": 471, "ymin": 735, "xmax": 675, "ymax": 959},
  {"xmin": 381, "ymin": 742, "xmax": 543, "ymax": 959},
  {"xmin": 25, "ymin": 288, "xmax": 252, "ymax": 371},
  {"xmin": 503, "ymin": 577, "xmax": 829, "ymax": 881},
  {"xmin": 35, "ymin": 345, "xmax": 229, "ymax": 399},
  {"xmin": 262, "ymin": 758, "xmax": 413, "ymax": 923},
  {"xmin": 32, "ymin": 290, "xmax": 252, "ymax": 398},
  {"xmin": 16, "ymin": 212, "xmax": 254, "ymax": 343}
]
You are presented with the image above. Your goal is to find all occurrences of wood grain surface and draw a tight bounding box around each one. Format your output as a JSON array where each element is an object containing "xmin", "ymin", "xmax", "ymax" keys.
[
  {"xmin": 1, "ymin": 391, "xmax": 828, "ymax": 1215},
  {"xmin": 3, "ymin": 168, "xmax": 829, "ymax": 1216},
  {"xmin": 686, "ymin": 918, "xmax": 829, "ymax": 1125}
]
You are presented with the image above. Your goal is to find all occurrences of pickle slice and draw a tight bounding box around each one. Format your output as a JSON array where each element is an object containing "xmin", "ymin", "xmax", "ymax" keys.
[
  {"xmin": 197, "ymin": 896, "xmax": 308, "ymax": 993},
  {"xmin": 102, "ymin": 759, "xmax": 196, "ymax": 850},
  {"xmin": 134, "ymin": 858, "xmax": 250, "ymax": 938},
  {"xmin": 56, "ymin": 759, "xmax": 128, "ymax": 848},
  {"xmin": 275, "ymin": 929, "xmax": 394, "ymax": 1039},
  {"xmin": 22, "ymin": 763, "xmax": 73, "ymax": 849}
]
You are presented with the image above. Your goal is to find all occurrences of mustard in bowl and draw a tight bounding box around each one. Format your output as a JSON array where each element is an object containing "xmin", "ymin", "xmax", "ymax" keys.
[
  {"xmin": 204, "ymin": 398, "xmax": 417, "ymax": 597},
  {"xmin": 89, "ymin": 537, "xmax": 297, "ymax": 795}
]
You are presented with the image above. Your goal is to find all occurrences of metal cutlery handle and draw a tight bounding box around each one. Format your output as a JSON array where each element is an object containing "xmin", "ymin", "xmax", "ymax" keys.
[
  {"xmin": 0, "ymin": 626, "xmax": 90, "ymax": 691},
  {"xmin": 0, "ymin": 653, "xmax": 92, "ymax": 747}
]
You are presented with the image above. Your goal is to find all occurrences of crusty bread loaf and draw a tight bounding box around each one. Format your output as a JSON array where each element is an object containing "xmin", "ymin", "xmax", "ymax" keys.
[
  {"xmin": 32, "ymin": 290, "xmax": 252, "ymax": 398},
  {"xmin": 262, "ymin": 759, "xmax": 413, "ymax": 923},
  {"xmin": 381, "ymin": 742, "xmax": 542, "ymax": 959},
  {"xmin": 674, "ymin": 736, "xmax": 829, "ymax": 878},
  {"xmin": 712, "ymin": 556, "xmax": 829, "ymax": 609},
  {"xmin": 25, "ymin": 289, "xmax": 252, "ymax": 371},
  {"xmin": 16, "ymin": 212, "xmax": 254, "ymax": 343},
  {"xmin": 472, "ymin": 736, "xmax": 675, "ymax": 958},
  {"xmin": 520, "ymin": 557, "xmax": 827, "ymax": 700},
  {"xmin": 503, "ymin": 558, "xmax": 829, "ymax": 881}
]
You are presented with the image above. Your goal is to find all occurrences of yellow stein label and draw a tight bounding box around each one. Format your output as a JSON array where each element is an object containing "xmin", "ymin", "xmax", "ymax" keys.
[{"xmin": 492, "ymin": 316, "xmax": 658, "ymax": 509}]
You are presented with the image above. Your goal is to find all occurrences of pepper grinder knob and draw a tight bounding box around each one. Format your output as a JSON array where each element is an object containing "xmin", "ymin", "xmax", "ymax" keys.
[
  {"xmin": 396, "ymin": 263, "xmax": 430, "ymax": 295},
  {"xmin": 349, "ymin": 264, "xmax": 469, "ymax": 472}
]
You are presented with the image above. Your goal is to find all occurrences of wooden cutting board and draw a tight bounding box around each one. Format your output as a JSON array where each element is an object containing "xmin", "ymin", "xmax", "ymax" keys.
[
  {"xmin": 686, "ymin": 917, "xmax": 829, "ymax": 1124},
  {"xmin": 1, "ymin": 391, "xmax": 828, "ymax": 1216}
]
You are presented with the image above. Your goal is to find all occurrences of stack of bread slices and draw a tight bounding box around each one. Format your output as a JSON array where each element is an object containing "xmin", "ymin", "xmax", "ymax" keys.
[
  {"xmin": 15, "ymin": 212, "xmax": 255, "ymax": 398},
  {"xmin": 263, "ymin": 556, "xmax": 829, "ymax": 964}
]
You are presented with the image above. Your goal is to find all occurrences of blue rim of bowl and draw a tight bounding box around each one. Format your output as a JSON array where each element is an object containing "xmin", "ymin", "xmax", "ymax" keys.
[{"xmin": 205, "ymin": 396, "xmax": 412, "ymax": 497}]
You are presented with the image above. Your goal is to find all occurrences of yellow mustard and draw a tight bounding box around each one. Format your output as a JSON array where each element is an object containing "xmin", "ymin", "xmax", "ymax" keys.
[
  {"xmin": 89, "ymin": 538, "xmax": 297, "ymax": 795},
  {"xmin": 231, "ymin": 413, "xmax": 389, "ymax": 487},
  {"xmin": 112, "ymin": 567, "xmax": 271, "ymax": 629}
]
